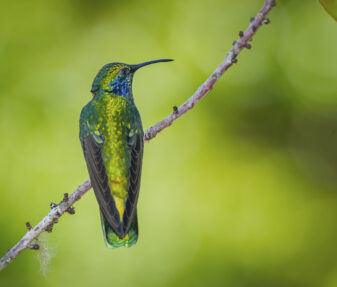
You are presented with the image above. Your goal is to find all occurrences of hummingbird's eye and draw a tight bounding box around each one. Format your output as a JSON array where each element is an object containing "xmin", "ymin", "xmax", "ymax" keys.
[{"xmin": 119, "ymin": 68, "xmax": 128, "ymax": 78}]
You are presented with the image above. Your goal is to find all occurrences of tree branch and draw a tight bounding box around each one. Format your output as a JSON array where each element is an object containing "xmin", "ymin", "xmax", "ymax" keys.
[
  {"xmin": 0, "ymin": 0, "xmax": 276, "ymax": 272},
  {"xmin": 144, "ymin": 0, "xmax": 275, "ymax": 141}
]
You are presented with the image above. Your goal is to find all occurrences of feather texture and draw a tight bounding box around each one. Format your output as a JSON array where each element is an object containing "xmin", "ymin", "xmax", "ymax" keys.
[{"xmin": 80, "ymin": 80, "xmax": 143, "ymax": 246}]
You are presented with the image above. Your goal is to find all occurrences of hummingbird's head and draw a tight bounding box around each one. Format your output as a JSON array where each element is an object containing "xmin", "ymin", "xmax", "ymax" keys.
[{"xmin": 91, "ymin": 59, "xmax": 173, "ymax": 98}]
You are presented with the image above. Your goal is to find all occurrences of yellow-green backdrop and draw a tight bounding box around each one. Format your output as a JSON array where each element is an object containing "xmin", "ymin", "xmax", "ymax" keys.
[{"xmin": 1, "ymin": 1, "xmax": 337, "ymax": 286}]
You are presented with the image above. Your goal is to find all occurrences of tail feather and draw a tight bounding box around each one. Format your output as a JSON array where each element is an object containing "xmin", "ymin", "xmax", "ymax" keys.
[{"xmin": 100, "ymin": 210, "xmax": 138, "ymax": 249}]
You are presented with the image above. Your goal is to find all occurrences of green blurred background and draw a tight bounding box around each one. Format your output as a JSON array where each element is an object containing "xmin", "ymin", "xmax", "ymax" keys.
[{"xmin": 1, "ymin": 0, "xmax": 337, "ymax": 286}]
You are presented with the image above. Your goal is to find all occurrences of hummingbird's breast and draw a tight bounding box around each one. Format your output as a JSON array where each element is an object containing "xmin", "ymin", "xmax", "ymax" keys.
[{"xmin": 96, "ymin": 94, "xmax": 133, "ymax": 199}]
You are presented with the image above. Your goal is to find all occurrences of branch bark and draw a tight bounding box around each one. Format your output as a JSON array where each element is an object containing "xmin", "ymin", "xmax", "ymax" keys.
[{"xmin": 0, "ymin": 0, "xmax": 276, "ymax": 272}]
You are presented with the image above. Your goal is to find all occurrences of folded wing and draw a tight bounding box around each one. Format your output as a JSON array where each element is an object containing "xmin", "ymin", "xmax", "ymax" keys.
[{"xmin": 81, "ymin": 134, "xmax": 124, "ymax": 237}]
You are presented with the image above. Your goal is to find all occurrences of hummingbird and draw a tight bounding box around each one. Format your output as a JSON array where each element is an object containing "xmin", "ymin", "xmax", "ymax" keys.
[{"xmin": 79, "ymin": 59, "xmax": 173, "ymax": 248}]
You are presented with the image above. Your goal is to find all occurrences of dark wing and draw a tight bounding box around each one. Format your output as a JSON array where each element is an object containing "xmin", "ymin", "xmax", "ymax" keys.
[
  {"xmin": 122, "ymin": 131, "xmax": 144, "ymax": 233},
  {"xmin": 81, "ymin": 134, "xmax": 124, "ymax": 237}
]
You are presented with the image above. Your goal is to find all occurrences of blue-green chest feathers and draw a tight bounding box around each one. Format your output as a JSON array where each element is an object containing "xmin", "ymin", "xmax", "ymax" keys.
[{"xmin": 106, "ymin": 77, "xmax": 130, "ymax": 97}]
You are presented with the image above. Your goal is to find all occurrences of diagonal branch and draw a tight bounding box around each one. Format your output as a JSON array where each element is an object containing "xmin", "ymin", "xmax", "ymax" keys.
[
  {"xmin": 0, "ymin": 0, "xmax": 276, "ymax": 272},
  {"xmin": 144, "ymin": 0, "xmax": 275, "ymax": 141}
]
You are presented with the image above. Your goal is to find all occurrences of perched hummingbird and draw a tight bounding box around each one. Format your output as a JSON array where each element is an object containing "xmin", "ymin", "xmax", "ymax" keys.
[{"xmin": 79, "ymin": 59, "xmax": 173, "ymax": 248}]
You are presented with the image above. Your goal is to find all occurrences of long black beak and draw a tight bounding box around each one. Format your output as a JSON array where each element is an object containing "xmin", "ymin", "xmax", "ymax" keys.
[{"xmin": 132, "ymin": 59, "xmax": 173, "ymax": 71}]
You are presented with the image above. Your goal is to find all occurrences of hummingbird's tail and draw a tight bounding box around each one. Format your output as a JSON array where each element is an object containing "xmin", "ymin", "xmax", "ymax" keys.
[{"xmin": 100, "ymin": 210, "xmax": 138, "ymax": 249}]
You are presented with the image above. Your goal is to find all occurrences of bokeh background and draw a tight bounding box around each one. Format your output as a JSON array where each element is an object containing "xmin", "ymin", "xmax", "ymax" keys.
[{"xmin": 1, "ymin": 0, "xmax": 337, "ymax": 286}]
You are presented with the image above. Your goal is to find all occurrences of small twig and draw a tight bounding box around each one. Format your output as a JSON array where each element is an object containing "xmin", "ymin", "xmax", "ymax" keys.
[
  {"xmin": 0, "ymin": 0, "xmax": 276, "ymax": 272},
  {"xmin": 25, "ymin": 222, "xmax": 32, "ymax": 231},
  {"xmin": 28, "ymin": 244, "xmax": 40, "ymax": 250}
]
